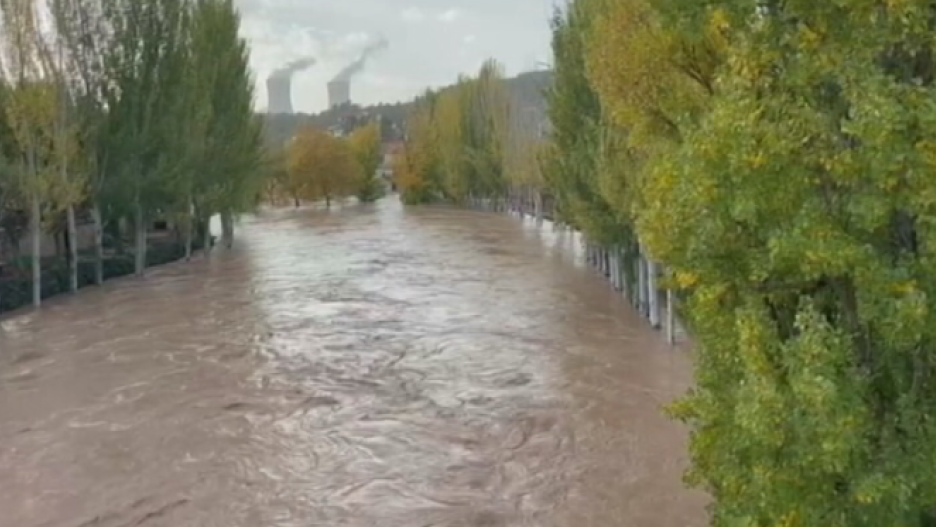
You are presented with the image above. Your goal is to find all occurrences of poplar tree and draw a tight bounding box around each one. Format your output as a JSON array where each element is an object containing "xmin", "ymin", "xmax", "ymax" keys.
[{"xmin": 632, "ymin": 1, "xmax": 936, "ymax": 524}]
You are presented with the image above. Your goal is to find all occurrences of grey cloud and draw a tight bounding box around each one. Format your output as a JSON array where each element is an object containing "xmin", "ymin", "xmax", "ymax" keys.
[{"xmin": 236, "ymin": 0, "xmax": 552, "ymax": 112}]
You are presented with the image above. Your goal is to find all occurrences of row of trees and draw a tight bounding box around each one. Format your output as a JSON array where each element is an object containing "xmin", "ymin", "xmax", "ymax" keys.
[
  {"xmin": 392, "ymin": 59, "xmax": 546, "ymax": 208},
  {"xmin": 0, "ymin": 0, "xmax": 265, "ymax": 307},
  {"xmin": 266, "ymin": 122, "xmax": 384, "ymax": 207},
  {"xmin": 398, "ymin": 0, "xmax": 936, "ymax": 524}
]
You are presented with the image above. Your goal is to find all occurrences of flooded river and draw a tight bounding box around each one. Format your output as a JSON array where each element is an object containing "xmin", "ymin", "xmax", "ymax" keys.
[{"xmin": 0, "ymin": 200, "xmax": 706, "ymax": 527}]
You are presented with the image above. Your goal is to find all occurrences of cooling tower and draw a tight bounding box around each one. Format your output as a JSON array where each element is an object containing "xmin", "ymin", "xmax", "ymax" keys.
[
  {"xmin": 266, "ymin": 77, "xmax": 293, "ymax": 114},
  {"xmin": 327, "ymin": 80, "xmax": 350, "ymax": 108}
]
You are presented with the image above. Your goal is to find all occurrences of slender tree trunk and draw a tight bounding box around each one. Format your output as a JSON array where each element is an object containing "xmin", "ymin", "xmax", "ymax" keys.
[
  {"xmin": 133, "ymin": 202, "xmax": 146, "ymax": 276},
  {"xmin": 666, "ymin": 288, "xmax": 675, "ymax": 344},
  {"xmin": 203, "ymin": 215, "xmax": 213, "ymax": 257},
  {"xmin": 184, "ymin": 202, "xmax": 194, "ymax": 260},
  {"xmin": 66, "ymin": 205, "xmax": 78, "ymax": 292},
  {"xmin": 534, "ymin": 191, "xmax": 544, "ymax": 224},
  {"xmin": 54, "ymin": 230, "xmax": 64, "ymax": 259},
  {"xmin": 30, "ymin": 195, "xmax": 42, "ymax": 307},
  {"xmin": 637, "ymin": 251, "xmax": 648, "ymax": 317},
  {"xmin": 648, "ymin": 260, "xmax": 660, "ymax": 328},
  {"xmin": 220, "ymin": 211, "xmax": 233, "ymax": 249},
  {"xmin": 184, "ymin": 224, "xmax": 193, "ymax": 259},
  {"xmin": 90, "ymin": 203, "xmax": 104, "ymax": 285}
]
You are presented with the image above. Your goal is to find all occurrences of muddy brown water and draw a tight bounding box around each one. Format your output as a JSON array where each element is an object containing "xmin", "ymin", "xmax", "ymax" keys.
[{"xmin": 0, "ymin": 200, "xmax": 707, "ymax": 527}]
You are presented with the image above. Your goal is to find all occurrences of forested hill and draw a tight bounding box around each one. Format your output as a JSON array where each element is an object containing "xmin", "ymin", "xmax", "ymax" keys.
[{"xmin": 261, "ymin": 70, "xmax": 552, "ymax": 146}]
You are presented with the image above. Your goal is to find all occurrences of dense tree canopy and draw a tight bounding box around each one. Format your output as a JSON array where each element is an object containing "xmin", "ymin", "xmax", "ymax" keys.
[
  {"xmin": 284, "ymin": 125, "xmax": 361, "ymax": 208},
  {"xmin": 0, "ymin": 0, "xmax": 265, "ymax": 306},
  {"xmin": 393, "ymin": 60, "xmax": 546, "ymax": 208},
  {"xmin": 347, "ymin": 122, "xmax": 384, "ymax": 203},
  {"xmin": 542, "ymin": 0, "xmax": 936, "ymax": 525}
]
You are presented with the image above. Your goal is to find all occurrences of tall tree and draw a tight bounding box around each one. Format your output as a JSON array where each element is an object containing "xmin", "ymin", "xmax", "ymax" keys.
[
  {"xmin": 394, "ymin": 93, "xmax": 440, "ymax": 205},
  {"xmin": 100, "ymin": 0, "xmax": 190, "ymax": 275},
  {"xmin": 287, "ymin": 126, "xmax": 359, "ymax": 208},
  {"xmin": 541, "ymin": 0, "xmax": 624, "ymax": 247},
  {"xmin": 51, "ymin": 0, "xmax": 113, "ymax": 285},
  {"xmin": 0, "ymin": 0, "xmax": 74, "ymax": 306},
  {"xmin": 347, "ymin": 121, "xmax": 384, "ymax": 202},
  {"xmin": 627, "ymin": 1, "xmax": 936, "ymax": 525},
  {"xmin": 187, "ymin": 0, "xmax": 264, "ymax": 250}
]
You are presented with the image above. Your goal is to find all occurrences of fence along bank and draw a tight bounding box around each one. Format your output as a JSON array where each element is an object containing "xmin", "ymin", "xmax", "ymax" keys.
[{"xmin": 465, "ymin": 191, "xmax": 685, "ymax": 345}]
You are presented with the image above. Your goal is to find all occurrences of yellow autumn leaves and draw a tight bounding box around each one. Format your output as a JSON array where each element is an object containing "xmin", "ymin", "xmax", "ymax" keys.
[
  {"xmin": 268, "ymin": 122, "xmax": 384, "ymax": 207},
  {"xmin": 543, "ymin": 0, "xmax": 936, "ymax": 524},
  {"xmin": 392, "ymin": 60, "xmax": 541, "ymax": 206}
]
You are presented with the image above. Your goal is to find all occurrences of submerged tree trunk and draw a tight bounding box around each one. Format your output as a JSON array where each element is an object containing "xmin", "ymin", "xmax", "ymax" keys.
[
  {"xmin": 66, "ymin": 204, "xmax": 78, "ymax": 292},
  {"xmin": 220, "ymin": 210, "xmax": 234, "ymax": 249},
  {"xmin": 184, "ymin": 217, "xmax": 194, "ymax": 260},
  {"xmin": 90, "ymin": 203, "xmax": 104, "ymax": 285},
  {"xmin": 647, "ymin": 260, "xmax": 660, "ymax": 328},
  {"xmin": 637, "ymin": 251, "xmax": 648, "ymax": 317},
  {"xmin": 203, "ymin": 215, "xmax": 213, "ymax": 257},
  {"xmin": 184, "ymin": 200, "xmax": 194, "ymax": 260},
  {"xmin": 30, "ymin": 195, "xmax": 42, "ymax": 307},
  {"xmin": 534, "ymin": 191, "xmax": 544, "ymax": 224},
  {"xmin": 184, "ymin": 224, "xmax": 194, "ymax": 259},
  {"xmin": 133, "ymin": 202, "xmax": 147, "ymax": 276}
]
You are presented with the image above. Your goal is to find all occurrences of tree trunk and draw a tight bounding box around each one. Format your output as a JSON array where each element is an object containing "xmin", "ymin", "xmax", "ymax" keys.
[
  {"xmin": 666, "ymin": 288, "xmax": 675, "ymax": 344},
  {"xmin": 30, "ymin": 196, "xmax": 42, "ymax": 307},
  {"xmin": 325, "ymin": 195, "xmax": 331, "ymax": 208},
  {"xmin": 133, "ymin": 203, "xmax": 146, "ymax": 276},
  {"xmin": 184, "ymin": 210, "xmax": 194, "ymax": 261},
  {"xmin": 182, "ymin": 198, "xmax": 198, "ymax": 261},
  {"xmin": 220, "ymin": 211, "xmax": 234, "ymax": 249},
  {"xmin": 637, "ymin": 252, "xmax": 648, "ymax": 317},
  {"xmin": 534, "ymin": 191, "xmax": 544, "ymax": 224},
  {"xmin": 54, "ymin": 230, "xmax": 64, "ymax": 259},
  {"xmin": 203, "ymin": 216, "xmax": 213, "ymax": 257},
  {"xmin": 66, "ymin": 204, "xmax": 78, "ymax": 292},
  {"xmin": 90, "ymin": 204, "xmax": 104, "ymax": 285},
  {"xmin": 648, "ymin": 260, "xmax": 660, "ymax": 328}
]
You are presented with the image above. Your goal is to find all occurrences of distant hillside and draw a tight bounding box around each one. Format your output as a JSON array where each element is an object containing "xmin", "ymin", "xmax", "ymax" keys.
[{"xmin": 261, "ymin": 70, "xmax": 552, "ymax": 147}]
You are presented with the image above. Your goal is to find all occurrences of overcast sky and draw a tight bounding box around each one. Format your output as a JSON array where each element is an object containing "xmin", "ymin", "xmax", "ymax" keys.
[{"xmin": 235, "ymin": 0, "xmax": 555, "ymax": 113}]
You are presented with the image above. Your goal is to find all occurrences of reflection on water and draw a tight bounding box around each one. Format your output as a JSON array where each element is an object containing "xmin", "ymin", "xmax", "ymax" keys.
[{"xmin": 0, "ymin": 199, "xmax": 706, "ymax": 526}]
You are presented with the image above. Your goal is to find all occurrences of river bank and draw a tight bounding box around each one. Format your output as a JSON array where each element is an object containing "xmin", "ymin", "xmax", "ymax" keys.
[
  {"xmin": 0, "ymin": 235, "xmax": 211, "ymax": 314},
  {"xmin": 455, "ymin": 194, "xmax": 688, "ymax": 345}
]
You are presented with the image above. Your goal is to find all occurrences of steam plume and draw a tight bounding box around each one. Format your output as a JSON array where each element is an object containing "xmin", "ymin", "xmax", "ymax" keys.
[
  {"xmin": 268, "ymin": 57, "xmax": 316, "ymax": 80},
  {"xmin": 330, "ymin": 36, "xmax": 388, "ymax": 82}
]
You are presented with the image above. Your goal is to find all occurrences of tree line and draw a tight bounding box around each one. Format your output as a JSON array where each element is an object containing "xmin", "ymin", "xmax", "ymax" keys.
[
  {"xmin": 265, "ymin": 121, "xmax": 384, "ymax": 207},
  {"xmin": 392, "ymin": 59, "xmax": 547, "ymax": 210},
  {"xmin": 0, "ymin": 0, "xmax": 264, "ymax": 308},
  {"xmin": 396, "ymin": 0, "xmax": 936, "ymax": 524}
]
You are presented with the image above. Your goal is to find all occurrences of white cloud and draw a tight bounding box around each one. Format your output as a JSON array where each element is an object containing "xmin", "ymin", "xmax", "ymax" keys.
[
  {"xmin": 438, "ymin": 8, "xmax": 461, "ymax": 23},
  {"xmin": 234, "ymin": 0, "xmax": 551, "ymax": 112}
]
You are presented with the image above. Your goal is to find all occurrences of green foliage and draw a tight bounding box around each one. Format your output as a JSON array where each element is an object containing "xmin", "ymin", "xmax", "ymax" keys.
[
  {"xmin": 543, "ymin": 0, "xmax": 936, "ymax": 524},
  {"xmin": 394, "ymin": 62, "xmax": 512, "ymax": 205},
  {"xmin": 285, "ymin": 125, "xmax": 360, "ymax": 206},
  {"xmin": 542, "ymin": 0, "xmax": 631, "ymax": 246},
  {"xmin": 0, "ymin": 0, "xmax": 265, "ymax": 287},
  {"xmin": 348, "ymin": 122, "xmax": 385, "ymax": 202},
  {"xmin": 649, "ymin": 2, "xmax": 936, "ymax": 524}
]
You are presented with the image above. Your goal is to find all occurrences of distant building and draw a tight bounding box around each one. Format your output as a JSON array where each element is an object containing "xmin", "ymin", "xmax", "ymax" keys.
[
  {"xmin": 327, "ymin": 80, "xmax": 350, "ymax": 108},
  {"xmin": 267, "ymin": 77, "xmax": 293, "ymax": 114}
]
